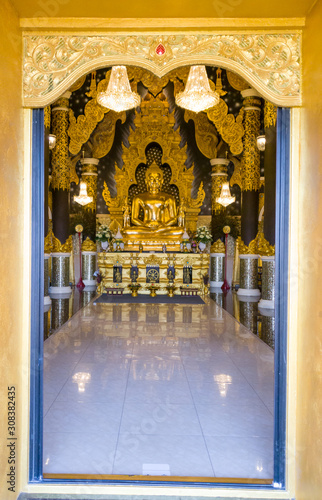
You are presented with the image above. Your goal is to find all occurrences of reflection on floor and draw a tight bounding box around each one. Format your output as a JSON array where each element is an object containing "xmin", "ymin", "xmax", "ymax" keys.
[
  {"xmin": 211, "ymin": 290, "xmax": 275, "ymax": 350},
  {"xmin": 44, "ymin": 288, "xmax": 96, "ymax": 339},
  {"xmin": 43, "ymin": 297, "xmax": 274, "ymax": 479}
]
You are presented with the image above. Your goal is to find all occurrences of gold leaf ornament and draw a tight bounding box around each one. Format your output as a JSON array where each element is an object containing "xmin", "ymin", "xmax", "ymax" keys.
[
  {"xmin": 82, "ymin": 237, "xmax": 97, "ymax": 252},
  {"xmin": 207, "ymin": 100, "xmax": 244, "ymax": 156},
  {"xmin": 68, "ymin": 70, "xmax": 111, "ymax": 156},
  {"xmin": 184, "ymin": 110, "xmax": 219, "ymax": 159},
  {"xmin": 210, "ymin": 239, "xmax": 226, "ymax": 253}
]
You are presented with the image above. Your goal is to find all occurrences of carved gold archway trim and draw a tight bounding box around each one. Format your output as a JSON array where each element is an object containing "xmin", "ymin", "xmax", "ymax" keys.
[{"xmin": 23, "ymin": 32, "xmax": 301, "ymax": 108}]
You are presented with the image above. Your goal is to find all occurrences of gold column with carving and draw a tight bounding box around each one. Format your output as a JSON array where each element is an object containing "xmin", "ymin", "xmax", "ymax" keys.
[
  {"xmin": 50, "ymin": 92, "xmax": 72, "ymax": 296},
  {"xmin": 237, "ymin": 89, "xmax": 262, "ymax": 298},
  {"xmin": 240, "ymin": 89, "xmax": 262, "ymax": 246},
  {"xmin": 210, "ymin": 158, "xmax": 230, "ymax": 215},
  {"xmin": 80, "ymin": 157, "xmax": 99, "ymax": 245}
]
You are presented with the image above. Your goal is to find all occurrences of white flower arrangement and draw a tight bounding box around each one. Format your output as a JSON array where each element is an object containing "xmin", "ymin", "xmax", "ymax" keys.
[
  {"xmin": 195, "ymin": 225, "xmax": 213, "ymax": 244},
  {"xmin": 96, "ymin": 224, "xmax": 112, "ymax": 242}
]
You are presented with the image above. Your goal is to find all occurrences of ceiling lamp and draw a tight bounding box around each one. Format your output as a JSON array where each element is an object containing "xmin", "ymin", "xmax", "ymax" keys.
[
  {"xmin": 175, "ymin": 65, "xmax": 220, "ymax": 113},
  {"xmin": 256, "ymin": 135, "xmax": 266, "ymax": 151},
  {"xmin": 97, "ymin": 66, "xmax": 141, "ymax": 112},
  {"xmin": 74, "ymin": 181, "xmax": 93, "ymax": 207},
  {"xmin": 216, "ymin": 182, "xmax": 235, "ymax": 207}
]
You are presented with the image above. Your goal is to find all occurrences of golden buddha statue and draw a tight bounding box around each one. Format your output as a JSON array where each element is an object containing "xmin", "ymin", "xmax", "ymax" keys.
[{"xmin": 123, "ymin": 161, "xmax": 184, "ymax": 249}]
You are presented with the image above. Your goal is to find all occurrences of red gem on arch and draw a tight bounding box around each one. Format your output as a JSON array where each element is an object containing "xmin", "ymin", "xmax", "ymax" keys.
[{"xmin": 156, "ymin": 43, "xmax": 165, "ymax": 56}]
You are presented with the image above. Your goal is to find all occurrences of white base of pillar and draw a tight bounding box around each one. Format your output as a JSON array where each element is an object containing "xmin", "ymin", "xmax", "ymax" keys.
[
  {"xmin": 258, "ymin": 306, "xmax": 275, "ymax": 317},
  {"xmin": 237, "ymin": 288, "xmax": 261, "ymax": 297},
  {"xmin": 44, "ymin": 295, "xmax": 51, "ymax": 306},
  {"xmin": 49, "ymin": 286, "xmax": 72, "ymax": 298},
  {"xmin": 44, "ymin": 303, "xmax": 51, "ymax": 313},
  {"xmin": 210, "ymin": 281, "xmax": 224, "ymax": 288},
  {"xmin": 238, "ymin": 294, "xmax": 260, "ymax": 303},
  {"xmin": 84, "ymin": 285, "xmax": 97, "ymax": 292},
  {"xmin": 83, "ymin": 279, "xmax": 97, "ymax": 288},
  {"xmin": 258, "ymin": 298, "xmax": 275, "ymax": 309}
]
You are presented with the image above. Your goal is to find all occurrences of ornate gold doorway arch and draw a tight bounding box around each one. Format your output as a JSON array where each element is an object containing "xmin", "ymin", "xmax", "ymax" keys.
[{"xmin": 23, "ymin": 32, "xmax": 301, "ymax": 108}]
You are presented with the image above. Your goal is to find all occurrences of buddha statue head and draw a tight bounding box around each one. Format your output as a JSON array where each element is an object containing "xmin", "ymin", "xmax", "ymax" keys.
[{"xmin": 145, "ymin": 161, "xmax": 164, "ymax": 195}]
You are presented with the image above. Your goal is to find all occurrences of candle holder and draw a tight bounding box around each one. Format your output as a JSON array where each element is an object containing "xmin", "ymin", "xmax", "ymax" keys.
[
  {"xmin": 166, "ymin": 283, "xmax": 177, "ymax": 297},
  {"xmin": 147, "ymin": 284, "xmax": 159, "ymax": 297},
  {"xmin": 128, "ymin": 283, "xmax": 141, "ymax": 297}
]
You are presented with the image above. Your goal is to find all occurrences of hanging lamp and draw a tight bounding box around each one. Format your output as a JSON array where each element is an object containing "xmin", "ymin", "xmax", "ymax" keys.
[
  {"xmin": 74, "ymin": 181, "xmax": 93, "ymax": 207},
  {"xmin": 97, "ymin": 66, "xmax": 141, "ymax": 112},
  {"xmin": 175, "ymin": 65, "xmax": 219, "ymax": 113},
  {"xmin": 216, "ymin": 182, "xmax": 235, "ymax": 207}
]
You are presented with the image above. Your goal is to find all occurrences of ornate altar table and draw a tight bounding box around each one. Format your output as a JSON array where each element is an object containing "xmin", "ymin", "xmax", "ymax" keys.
[{"xmin": 97, "ymin": 252, "xmax": 210, "ymax": 295}]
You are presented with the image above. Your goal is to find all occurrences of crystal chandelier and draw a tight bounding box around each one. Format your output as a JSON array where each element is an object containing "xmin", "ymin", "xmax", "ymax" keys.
[
  {"xmin": 256, "ymin": 135, "xmax": 266, "ymax": 151},
  {"xmin": 97, "ymin": 66, "xmax": 141, "ymax": 112},
  {"xmin": 216, "ymin": 182, "xmax": 235, "ymax": 207},
  {"xmin": 175, "ymin": 65, "xmax": 220, "ymax": 113},
  {"xmin": 74, "ymin": 181, "xmax": 93, "ymax": 206}
]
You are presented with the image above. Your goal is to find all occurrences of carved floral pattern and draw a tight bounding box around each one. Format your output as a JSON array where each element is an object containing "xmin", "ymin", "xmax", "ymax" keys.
[{"xmin": 23, "ymin": 34, "xmax": 300, "ymax": 106}]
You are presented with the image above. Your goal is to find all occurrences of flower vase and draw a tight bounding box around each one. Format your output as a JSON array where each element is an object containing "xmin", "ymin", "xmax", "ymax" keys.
[
  {"xmin": 101, "ymin": 241, "xmax": 108, "ymax": 251},
  {"xmin": 198, "ymin": 242, "xmax": 206, "ymax": 252}
]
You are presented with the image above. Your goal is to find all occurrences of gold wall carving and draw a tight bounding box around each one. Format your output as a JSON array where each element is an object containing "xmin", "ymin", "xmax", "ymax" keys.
[
  {"xmin": 68, "ymin": 70, "xmax": 110, "ymax": 155},
  {"xmin": 237, "ymin": 235, "xmax": 258, "ymax": 255},
  {"xmin": 211, "ymin": 239, "xmax": 226, "ymax": 253},
  {"xmin": 229, "ymin": 156, "xmax": 243, "ymax": 190},
  {"xmin": 23, "ymin": 33, "xmax": 301, "ymax": 107},
  {"xmin": 44, "ymin": 105, "xmax": 51, "ymax": 129},
  {"xmin": 237, "ymin": 232, "xmax": 275, "ymax": 256},
  {"xmin": 91, "ymin": 110, "xmax": 127, "ymax": 158},
  {"xmin": 102, "ymin": 93, "xmax": 205, "ymax": 233},
  {"xmin": 82, "ymin": 237, "xmax": 97, "ymax": 252},
  {"xmin": 184, "ymin": 110, "xmax": 219, "ymax": 159},
  {"xmin": 264, "ymin": 100, "xmax": 277, "ymax": 129},
  {"xmin": 257, "ymin": 232, "xmax": 275, "ymax": 256},
  {"xmin": 226, "ymin": 71, "xmax": 250, "ymax": 92},
  {"xmin": 45, "ymin": 230, "xmax": 73, "ymax": 252},
  {"xmin": 207, "ymin": 100, "xmax": 244, "ymax": 156},
  {"xmin": 128, "ymin": 66, "xmax": 189, "ymax": 97}
]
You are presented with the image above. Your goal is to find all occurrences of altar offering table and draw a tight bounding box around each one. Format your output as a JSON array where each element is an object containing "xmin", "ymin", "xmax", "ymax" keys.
[{"xmin": 97, "ymin": 252, "xmax": 210, "ymax": 295}]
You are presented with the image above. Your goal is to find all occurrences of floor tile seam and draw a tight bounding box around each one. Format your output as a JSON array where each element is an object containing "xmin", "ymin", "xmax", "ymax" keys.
[
  {"xmin": 111, "ymin": 341, "xmax": 135, "ymax": 473},
  {"xmin": 223, "ymin": 343, "xmax": 273, "ymax": 406},
  {"xmin": 180, "ymin": 357, "xmax": 217, "ymax": 477}
]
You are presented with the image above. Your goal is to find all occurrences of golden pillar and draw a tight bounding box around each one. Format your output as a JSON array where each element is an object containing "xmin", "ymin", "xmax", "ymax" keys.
[
  {"xmin": 80, "ymin": 158, "xmax": 99, "ymax": 214},
  {"xmin": 237, "ymin": 89, "xmax": 262, "ymax": 297},
  {"xmin": 210, "ymin": 158, "xmax": 229, "ymax": 215},
  {"xmin": 79, "ymin": 157, "xmax": 99, "ymax": 244},
  {"xmin": 51, "ymin": 91, "xmax": 71, "ymax": 245},
  {"xmin": 240, "ymin": 89, "xmax": 262, "ymax": 246},
  {"xmin": 50, "ymin": 92, "xmax": 72, "ymax": 296}
]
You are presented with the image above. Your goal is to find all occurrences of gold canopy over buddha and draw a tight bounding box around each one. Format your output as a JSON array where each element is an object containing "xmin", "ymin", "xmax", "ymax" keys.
[{"xmin": 123, "ymin": 160, "xmax": 184, "ymax": 250}]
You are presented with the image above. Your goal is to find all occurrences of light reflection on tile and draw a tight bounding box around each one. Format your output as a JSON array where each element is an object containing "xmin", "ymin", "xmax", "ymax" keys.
[{"xmin": 43, "ymin": 298, "xmax": 274, "ymax": 478}]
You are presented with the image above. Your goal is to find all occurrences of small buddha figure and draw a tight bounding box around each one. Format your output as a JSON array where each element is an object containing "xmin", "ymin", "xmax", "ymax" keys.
[
  {"xmin": 123, "ymin": 198, "xmax": 130, "ymax": 227},
  {"xmin": 178, "ymin": 200, "xmax": 185, "ymax": 228},
  {"xmin": 123, "ymin": 161, "xmax": 184, "ymax": 239}
]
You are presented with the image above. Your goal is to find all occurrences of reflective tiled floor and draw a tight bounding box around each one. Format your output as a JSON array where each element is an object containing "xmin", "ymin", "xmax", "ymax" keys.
[{"xmin": 43, "ymin": 298, "xmax": 274, "ymax": 479}]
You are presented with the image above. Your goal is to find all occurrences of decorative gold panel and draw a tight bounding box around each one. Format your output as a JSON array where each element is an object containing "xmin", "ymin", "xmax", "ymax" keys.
[
  {"xmin": 23, "ymin": 34, "xmax": 301, "ymax": 107},
  {"xmin": 207, "ymin": 99, "xmax": 244, "ymax": 156},
  {"xmin": 184, "ymin": 110, "xmax": 219, "ymax": 159},
  {"xmin": 264, "ymin": 100, "xmax": 277, "ymax": 129}
]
